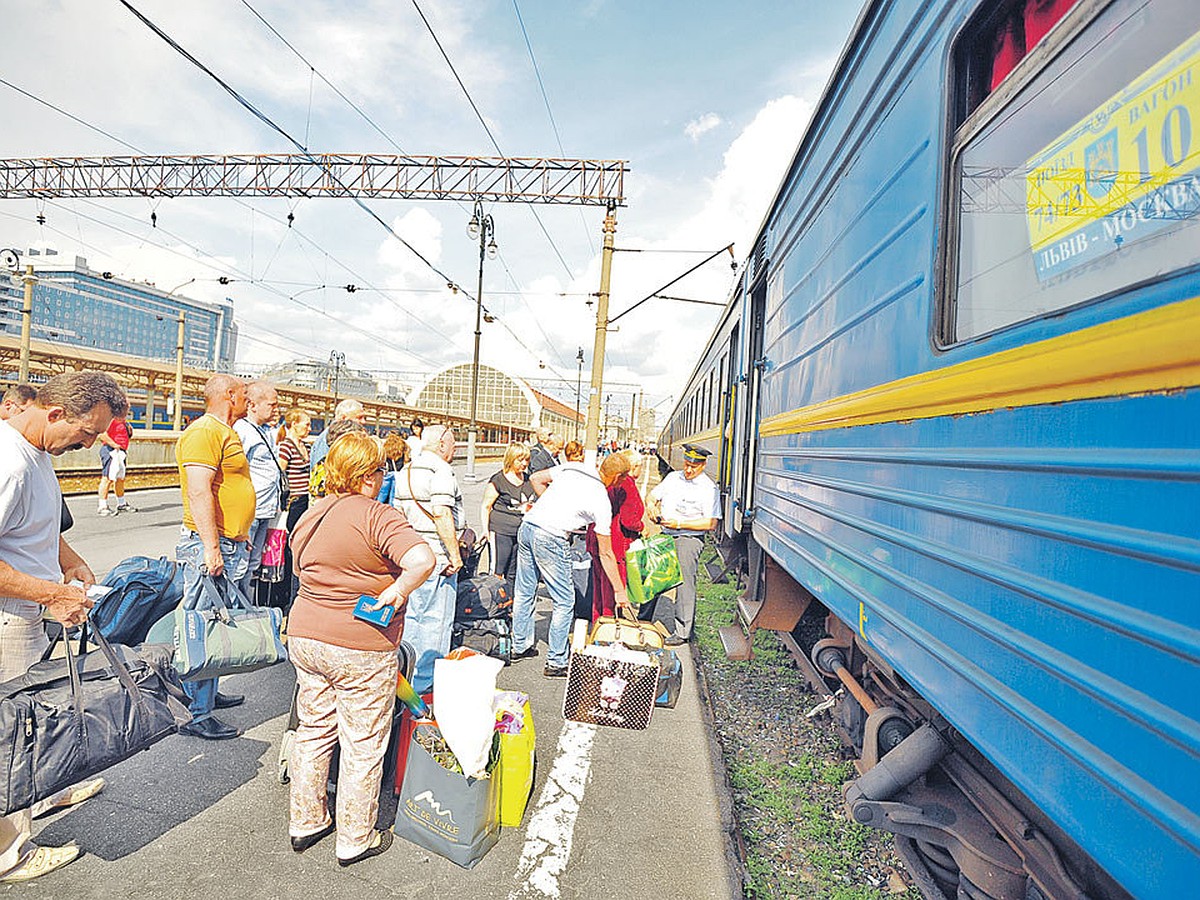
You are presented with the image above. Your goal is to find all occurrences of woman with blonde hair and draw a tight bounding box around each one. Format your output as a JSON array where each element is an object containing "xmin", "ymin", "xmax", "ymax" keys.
[
  {"xmin": 287, "ymin": 431, "xmax": 435, "ymax": 867},
  {"xmin": 480, "ymin": 441, "xmax": 537, "ymax": 584},
  {"xmin": 586, "ymin": 450, "xmax": 645, "ymax": 619}
]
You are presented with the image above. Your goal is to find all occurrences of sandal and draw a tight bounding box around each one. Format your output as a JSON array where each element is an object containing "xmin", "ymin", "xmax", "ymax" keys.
[
  {"xmin": 33, "ymin": 777, "xmax": 106, "ymax": 818},
  {"xmin": 337, "ymin": 829, "xmax": 393, "ymax": 867},
  {"xmin": 0, "ymin": 844, "xmax": 81, "ymax": 883}
]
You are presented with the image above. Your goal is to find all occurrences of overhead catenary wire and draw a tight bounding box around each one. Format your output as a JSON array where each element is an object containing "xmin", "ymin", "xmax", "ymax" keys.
[
  {"xmin": 0, "ymin": 73, "xmax": 465, "ymax": 367},
  {"xmin": 410, "ymin": 0, "xmax": 578, "ymax": 283},
  {"xmin": 511, "ymin": 0, "xmax": 595, "ymax": 257},
  {"xmin": 217, "ymin": 0, "xmax": 584, "ymax": 381},
  {"xmin": 608, "ymin": 244, "xmax": 735, "ymax": 325},
  {"xmin": 115, "ymin": 0, "xmax": 463, "ymax": 297}
]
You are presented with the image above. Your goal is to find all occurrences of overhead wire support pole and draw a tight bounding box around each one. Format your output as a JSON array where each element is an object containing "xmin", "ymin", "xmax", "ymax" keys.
[
  {"xmin": 584, "ymin": 203, "xmax": 618, "ymax": 465},
  {"xmin": 18, "ymin": 265, "xmax": 35, "ymax": 383}
]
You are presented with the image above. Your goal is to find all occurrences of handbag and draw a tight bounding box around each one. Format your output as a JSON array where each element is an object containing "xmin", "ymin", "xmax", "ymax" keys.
[
  {"xmin": 589, "ymin": 608, "xmax": 670, "ymax": 651},
  {"xmin": 257, "ymin": 509, "xmax": 290, "ymax": 585},
  {"xmin": 167, "ymin": 570, "xmax": 287, "ymax": 681},
  {"xmin": 625, "ymin": 533, "xmax": 683, "ymax": 606},
  {"xmin": 0, "ymin": 625, "xmax": 191, "ymax": 815}
]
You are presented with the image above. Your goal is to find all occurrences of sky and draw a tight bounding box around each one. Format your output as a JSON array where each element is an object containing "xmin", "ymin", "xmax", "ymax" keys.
[{"xmin": 0, "ymin": 0, "xmax": 863, "ymax": 422}]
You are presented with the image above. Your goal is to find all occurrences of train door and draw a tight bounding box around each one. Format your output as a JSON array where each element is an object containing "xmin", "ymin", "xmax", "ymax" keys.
[
  {"xmin": 729, "ymin": 274, "xmax": 767, "ymax": 534},
  {"xmin": 718, "ymin": 322, "xmax": 739, "ymax": 535}
]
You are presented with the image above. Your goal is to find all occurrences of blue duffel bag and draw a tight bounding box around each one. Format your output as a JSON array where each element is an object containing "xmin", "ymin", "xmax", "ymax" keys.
[{"xmin": 93, "ymin": 556, "xmax": 186, "ymax": 646}]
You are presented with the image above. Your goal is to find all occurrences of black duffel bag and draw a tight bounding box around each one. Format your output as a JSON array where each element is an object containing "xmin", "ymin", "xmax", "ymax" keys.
[
  {"xmin": 0, "ymin": 625, "xmax": 192, "ymax": 815},
  {"xmin": 455, "ymin": 574, "xmax": 512, "ymax": 621}
]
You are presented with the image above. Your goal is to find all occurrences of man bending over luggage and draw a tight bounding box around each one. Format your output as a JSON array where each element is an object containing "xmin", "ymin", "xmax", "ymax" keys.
[
  {"xmin": 0, "ymin": 371, "xmax": 127, "ymax": 882},
  {"xmin": 511, "ymin": 458, "xmax": 630, "ymax": 677}
]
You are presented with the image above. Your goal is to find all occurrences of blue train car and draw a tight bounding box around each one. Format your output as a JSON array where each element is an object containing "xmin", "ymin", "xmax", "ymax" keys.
[{"xmin": 661, "ymin": 1, "xmax": 1200, "ymax": 897}]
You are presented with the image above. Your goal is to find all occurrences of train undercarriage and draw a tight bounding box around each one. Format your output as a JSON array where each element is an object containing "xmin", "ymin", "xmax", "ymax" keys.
[{"xmin": 716, "ymin": 538, "xmax": 1130, "ymax": 900}]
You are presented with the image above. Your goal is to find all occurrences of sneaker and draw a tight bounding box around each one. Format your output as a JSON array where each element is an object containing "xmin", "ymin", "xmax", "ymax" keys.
[
  {"xmin": 97, "ymin": 507, "xmax": 112, "ymax": 517},
  {"xmin": 512, "ymin": 646, "xmax": 539, "ymax": 661},
  {"xmin": 543, "ymin": 664, "xmax": 568, "ymax": 678},
  {"xmin": 0, "ymin": 845, "xmax": 81, "ymax": 883},
  {"xmin": 116, "ymin": 502, "xmax": 138, "ymax": 513}
]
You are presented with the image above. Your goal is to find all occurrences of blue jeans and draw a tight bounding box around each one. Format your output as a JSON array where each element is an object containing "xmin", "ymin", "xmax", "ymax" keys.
[
  {"xmin": 512, "ymin": 520, "xmax": 575, "ymax": 668},
  {"xmin": 175, "ymin": 531, "xmax": 250, "ymax": 721},
  {"xmin": 402, "ymin": 568, "xmax": 458, "ymax": 693},
  {"xmin": 240, "ymin": 516, "xmax": 272, "ymax": 600}
]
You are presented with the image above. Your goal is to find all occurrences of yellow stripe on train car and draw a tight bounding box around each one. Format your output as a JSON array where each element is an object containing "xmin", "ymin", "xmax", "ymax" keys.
[{"xmin": 760, "ymin": 294, "xmax": 1200, "ymax": 437}]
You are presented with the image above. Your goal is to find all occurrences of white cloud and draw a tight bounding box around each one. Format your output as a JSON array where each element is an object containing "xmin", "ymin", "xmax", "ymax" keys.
[
  {"xmin": 684, "ymin": 113, "xmax": 722, "ymax": 141},
  {"xmin": 376, "ymin": 207, "xmax": 444, "ymax": 282}
]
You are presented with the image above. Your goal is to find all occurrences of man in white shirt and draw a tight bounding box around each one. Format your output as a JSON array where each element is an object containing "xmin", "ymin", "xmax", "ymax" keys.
[
  {"xmin": 0, "ymin": 371, "xmax": 127, "ymax": 882},
  {"xmin": 232, "ymin": 381, "xmax": 282, "ymax": 600},
  {"xmin": 512, "ymin": 461, "xmax": 629, "ymax": 676},
  {"xmin": 647, "ymin": 444, "xmax": 721, "ymax": 646},
  {"xmin": 392, "ymin": 424, "xmax": 464, "ymax": 692}
]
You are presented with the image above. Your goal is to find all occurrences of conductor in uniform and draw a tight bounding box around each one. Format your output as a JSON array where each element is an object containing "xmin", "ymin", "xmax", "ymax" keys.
[{"xmin": 647, "ymin": 443, "xmax": 721, "ymax": 646}]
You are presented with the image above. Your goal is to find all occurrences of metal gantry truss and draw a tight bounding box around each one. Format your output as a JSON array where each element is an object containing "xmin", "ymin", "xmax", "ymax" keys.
[{"xmin": 0, "ymin": 154, "xmax": 627, "ymax": 206}]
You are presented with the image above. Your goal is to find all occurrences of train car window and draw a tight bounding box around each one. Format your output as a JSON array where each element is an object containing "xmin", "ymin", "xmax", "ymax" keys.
[
  {"xmin": 961, "ymin": 0, "xmax": 1082, "ymax": 117},
  {"xmin": 946, "ymin": 0, "xmax": 1200, "ymax": 343}
]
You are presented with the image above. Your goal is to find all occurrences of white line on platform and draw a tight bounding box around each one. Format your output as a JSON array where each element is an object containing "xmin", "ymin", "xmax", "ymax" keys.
[{"xmin": 508, "ymin": 720, "xmax": 598, "ymax": 900}]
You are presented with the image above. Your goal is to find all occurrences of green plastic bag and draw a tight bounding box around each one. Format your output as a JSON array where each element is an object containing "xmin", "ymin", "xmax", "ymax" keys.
[{"xmin": 624, "ymin": 534, "xmax": 683, "ymax": 606}]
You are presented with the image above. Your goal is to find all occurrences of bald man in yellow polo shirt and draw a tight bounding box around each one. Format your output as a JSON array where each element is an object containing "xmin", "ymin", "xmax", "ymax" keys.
[{"xmin": 174, "ymin": 374, "xmax": 256, "ymax": 740}]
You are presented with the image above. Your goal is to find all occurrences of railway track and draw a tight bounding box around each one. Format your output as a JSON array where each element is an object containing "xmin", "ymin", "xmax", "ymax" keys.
[{"xmin": 58, "ymin": 464, "xmax": 181, "ymax": 495}]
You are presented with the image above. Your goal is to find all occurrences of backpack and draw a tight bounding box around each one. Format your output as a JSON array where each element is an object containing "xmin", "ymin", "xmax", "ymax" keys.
[{"xmin": 92, "ymin": 556, "xmax": 186, "ymax": 646}]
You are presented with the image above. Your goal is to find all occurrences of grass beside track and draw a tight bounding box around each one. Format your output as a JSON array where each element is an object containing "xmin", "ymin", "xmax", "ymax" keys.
[{"xmin": 692, "ymin": 547, "xmax": 917, "ymax": 899}]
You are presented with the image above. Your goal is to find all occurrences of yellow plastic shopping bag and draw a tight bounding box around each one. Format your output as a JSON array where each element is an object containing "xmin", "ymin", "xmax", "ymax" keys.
[{"xmin": 497, "ymin": 699, "xmax": 535, "ymax": 827}]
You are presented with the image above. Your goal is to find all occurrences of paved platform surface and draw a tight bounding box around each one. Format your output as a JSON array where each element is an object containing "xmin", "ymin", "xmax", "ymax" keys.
[{"xmin": 9, "ymin": 467, "xmax": 740, "ymax": 899}]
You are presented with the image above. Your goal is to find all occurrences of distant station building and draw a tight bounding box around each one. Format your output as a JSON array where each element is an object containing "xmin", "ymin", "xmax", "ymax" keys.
[
  {"xmin": 261, "ymin": 359, "xmax": 378, "ymax": 399},
  {"xmin": 408, "ymin": 362, "xmax": 583, "ymax": 439},
  {"xmin": 0, "ymin": 253, "xmax": 237, "ymax": 369}
]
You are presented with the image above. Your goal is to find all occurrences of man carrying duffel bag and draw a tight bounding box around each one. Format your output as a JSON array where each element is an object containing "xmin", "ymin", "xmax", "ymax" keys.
[{"xmin": 0, "ymin": 371, "xmax": 129, "ymax": 881}]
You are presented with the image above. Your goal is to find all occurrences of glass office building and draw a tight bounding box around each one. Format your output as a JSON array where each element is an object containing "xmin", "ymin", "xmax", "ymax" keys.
[{"xmin": 0, "ymin": 255, "xmax": 237, "ymax": 368}]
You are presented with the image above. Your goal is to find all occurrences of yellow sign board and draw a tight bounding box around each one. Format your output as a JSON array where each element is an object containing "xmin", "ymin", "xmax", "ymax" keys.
[{"xmin": 1026, "ymin": 30, "xmax": 1200, "ymax": 278}]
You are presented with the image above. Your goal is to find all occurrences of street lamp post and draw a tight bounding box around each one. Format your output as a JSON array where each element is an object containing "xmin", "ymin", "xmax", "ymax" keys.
[
  {"xmin": 574, "ymin": 347, "xmax": 584, "ymax": 440},
  {"xmin": 329, "ymin": 350, "xmax": 346, "ymax": 416},
  {"xmin": 466, "ymin": 200, "xmax": 497, "ymax": 481}
]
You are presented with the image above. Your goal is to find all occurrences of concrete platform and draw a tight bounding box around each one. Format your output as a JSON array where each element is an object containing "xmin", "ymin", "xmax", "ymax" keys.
[{"xmin": 10, "ymin": 469, "xmax": 740, "ymax": 899}]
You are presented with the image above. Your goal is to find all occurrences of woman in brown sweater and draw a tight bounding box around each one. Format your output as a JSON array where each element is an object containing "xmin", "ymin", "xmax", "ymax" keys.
[{"xmin": 286, "ymin": 431, "xmax": 435, "ymax": 867}]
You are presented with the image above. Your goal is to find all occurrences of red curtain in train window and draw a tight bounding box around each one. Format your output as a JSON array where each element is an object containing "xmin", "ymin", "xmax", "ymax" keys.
[
  {"xmin": 1025, "ymin": 0, "xmax": 1080, "ymax": 48},
  {"xmin": 987, "ymin": 0, "xmax": 1081, "ymax": 92}
]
